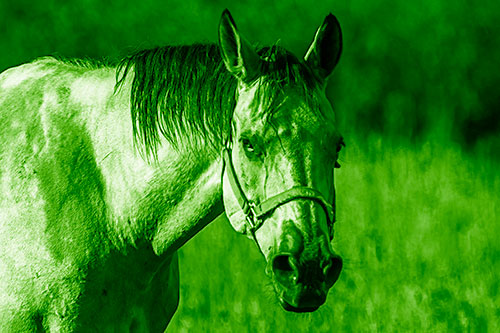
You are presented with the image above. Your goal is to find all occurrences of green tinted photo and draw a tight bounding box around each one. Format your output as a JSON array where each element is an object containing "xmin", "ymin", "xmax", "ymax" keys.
[{"xmin": 0, "ymin": 1, "xmax": 498, "ymax": 332}]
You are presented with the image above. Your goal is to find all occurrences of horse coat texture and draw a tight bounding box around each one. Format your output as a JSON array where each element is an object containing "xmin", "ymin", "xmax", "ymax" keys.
[
  {"xmin": 0, "ymin": 58, "xmax": 187, "ymax": 331},
  {"xmin": 0, "ymin": 10, "xmax": 344, "ymax": 331}
]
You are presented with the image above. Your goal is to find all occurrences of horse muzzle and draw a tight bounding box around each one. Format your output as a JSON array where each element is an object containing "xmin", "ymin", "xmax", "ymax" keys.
[{"xmin": 270, "ymin": 251, "xmax": 343, "ymax": 312}]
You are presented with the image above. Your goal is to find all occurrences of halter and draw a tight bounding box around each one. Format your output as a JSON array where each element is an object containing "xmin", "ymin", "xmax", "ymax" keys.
[{"xmin": 222, "ymin": 147, "xmax": 335, "ymax": 243}]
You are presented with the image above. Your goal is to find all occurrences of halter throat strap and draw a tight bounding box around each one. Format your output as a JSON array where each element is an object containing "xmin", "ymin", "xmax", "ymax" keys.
[{"xmin": 222, "ymin": 148, "xmax": 335, "ymax": 236}]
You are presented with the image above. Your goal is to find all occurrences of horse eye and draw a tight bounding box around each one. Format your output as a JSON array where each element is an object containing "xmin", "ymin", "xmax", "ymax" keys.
[{"xmin": 241, "ymin": 138, "xmax": 255, "ymax": 153}]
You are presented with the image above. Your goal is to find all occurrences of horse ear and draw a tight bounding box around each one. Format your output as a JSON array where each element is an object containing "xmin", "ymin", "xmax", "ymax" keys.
[
  {"xmin": 304, "ymin": 13, "xmax": 342, "ymax": 81},
  {"xmin": 218, "ymin": 9, "xmax": 260, "ymax": 82}
]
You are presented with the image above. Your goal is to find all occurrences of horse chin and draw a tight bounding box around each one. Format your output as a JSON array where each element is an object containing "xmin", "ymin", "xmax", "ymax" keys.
[
  {"xmin": 279, "ymin": 298, "xmax": 321, "ymax": 313},
  {"xmin": 273, "ymin": 282, "xmax": 327, "ymax": 313}
]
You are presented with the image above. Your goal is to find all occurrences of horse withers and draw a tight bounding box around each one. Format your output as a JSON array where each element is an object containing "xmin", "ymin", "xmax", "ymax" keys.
[{"xmin": 0, "ymin": 9, "xmax": 344, "ymax": 331}]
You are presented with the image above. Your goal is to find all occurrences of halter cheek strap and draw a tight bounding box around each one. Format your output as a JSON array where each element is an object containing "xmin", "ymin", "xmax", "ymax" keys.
[{"xmin": 222, "ymin": 148, "xmax": 335, "ymax": 238}]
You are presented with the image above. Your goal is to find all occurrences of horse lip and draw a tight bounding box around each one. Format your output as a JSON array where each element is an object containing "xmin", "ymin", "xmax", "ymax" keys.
[{"xmin": 279, "ymin": 297, "xmax": 320, "ymax": 313}]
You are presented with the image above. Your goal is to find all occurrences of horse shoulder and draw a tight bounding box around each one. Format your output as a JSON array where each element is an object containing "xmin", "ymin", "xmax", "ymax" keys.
[{"xmin": 0, "ymin": 59, "xmax": 118, "ymax": 329}]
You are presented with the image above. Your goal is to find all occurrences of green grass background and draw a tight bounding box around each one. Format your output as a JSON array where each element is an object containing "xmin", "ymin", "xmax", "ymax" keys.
[{"xmin": 1, "ymin": 0, "xmax": 499, "ymax": 331}]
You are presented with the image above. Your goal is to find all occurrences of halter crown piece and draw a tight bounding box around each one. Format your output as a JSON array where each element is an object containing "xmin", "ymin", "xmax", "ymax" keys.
[{"xmin": 222, "ymin": 146, "xmax": 336, "ymax": 240}]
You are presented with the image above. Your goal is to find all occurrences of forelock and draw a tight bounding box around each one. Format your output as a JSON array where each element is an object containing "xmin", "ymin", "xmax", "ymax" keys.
[{"xmin": 247, "ymin": 45, "xmax": 323, "ymax": 121}]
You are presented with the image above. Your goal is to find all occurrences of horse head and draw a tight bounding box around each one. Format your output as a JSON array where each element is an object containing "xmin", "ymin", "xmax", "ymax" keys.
[{"xmin": 219, "ymin": 10, "xmax": 344, "ymax": 312}]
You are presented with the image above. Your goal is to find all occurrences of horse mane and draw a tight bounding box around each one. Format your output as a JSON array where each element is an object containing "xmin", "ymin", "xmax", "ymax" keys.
[
  {"xmin": 49, "ymin": 54, "xmax": 113, "ymax": 70},
  {"xmin": 115, "ymin": 43, "xmax": 320, "ymax": 157}
]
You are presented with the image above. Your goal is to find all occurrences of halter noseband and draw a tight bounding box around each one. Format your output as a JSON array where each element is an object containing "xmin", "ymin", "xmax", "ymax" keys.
[{"xmin": 222, "ymin": 147, "xmax": 335, "ymax": 240}]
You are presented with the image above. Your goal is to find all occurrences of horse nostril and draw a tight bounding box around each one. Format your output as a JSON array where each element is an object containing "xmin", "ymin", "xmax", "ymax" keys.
[
  {"xmin": 324, "ymin": 256, "xmax": 343, "ymax": 288},
  {"xmin": 272, "ymin": 254, "xmax": 298, "ymax": 287}
]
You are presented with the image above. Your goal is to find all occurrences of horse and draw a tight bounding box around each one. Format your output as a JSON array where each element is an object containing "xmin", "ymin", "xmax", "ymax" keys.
[{"xmin": 0, "ymin": 9, "xmax": 344, "ymax": 331}]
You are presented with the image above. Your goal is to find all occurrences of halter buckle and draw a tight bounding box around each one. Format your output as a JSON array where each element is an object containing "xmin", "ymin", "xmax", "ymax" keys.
[{"xmin": 245, "ymin": 203, "xmax": 261, "ymax": 233}]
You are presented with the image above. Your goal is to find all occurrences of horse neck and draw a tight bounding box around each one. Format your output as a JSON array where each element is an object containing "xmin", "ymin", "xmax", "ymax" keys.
[
  {"xmin": 148, "ymin": 149, "xmax": 224, "ymax": 256},
  {"xmin": 101, "ymin": 67, "xmax": 226, "ymax": 257},
  {"xmin": 104, "ymin": 147, "xmax": 223, "ymax": 257}
]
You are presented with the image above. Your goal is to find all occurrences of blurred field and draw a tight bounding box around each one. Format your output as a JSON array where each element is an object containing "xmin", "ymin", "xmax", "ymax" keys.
[
  {"xmin": 1, "ymin": 0, "xmax": 499, "ymax": 331},
  {"xmin": 169, "ymin": 137, "xmax": 500, "ymax": 331}
]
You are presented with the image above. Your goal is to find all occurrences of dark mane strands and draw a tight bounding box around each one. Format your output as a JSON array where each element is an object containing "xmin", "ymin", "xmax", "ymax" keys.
[
  {"xmin": 254, "ymin": 45, "xmax": 321, "ymax": 115},
  {"xmin": 115, "ymin": 43, "xmax": 321, "ymax": 158},
  {"xmin": 116, "ymin": 44, "xmax": 237, "ymax": 157}
]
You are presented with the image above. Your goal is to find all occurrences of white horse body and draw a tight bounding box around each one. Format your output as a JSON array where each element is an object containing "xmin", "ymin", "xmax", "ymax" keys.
[{"xmin": 0, "ymin": 58, "xmax": 221, "ymax": 331}]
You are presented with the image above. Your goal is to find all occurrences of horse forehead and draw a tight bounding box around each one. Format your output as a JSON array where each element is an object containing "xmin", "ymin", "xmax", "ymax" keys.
[
  {"xmin": 273, "ymin": 100, "xmax": 335, "ymax": 141},
  {"xmin": 236, "ymin": 85, "xmax": 337, "ymax": 139}
]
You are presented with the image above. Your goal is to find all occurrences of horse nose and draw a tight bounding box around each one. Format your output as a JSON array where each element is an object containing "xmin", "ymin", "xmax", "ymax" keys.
[
  {"xmin": 323, "ymin": 254, "xmax": 343, "ymax": 287},
  {"xmin": 272, "ymin": 254, "xmax": 299, "ymax": 288}
]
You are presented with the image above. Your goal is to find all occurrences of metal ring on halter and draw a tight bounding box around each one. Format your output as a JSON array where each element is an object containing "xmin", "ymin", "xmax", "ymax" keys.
[{"xmin": 245, "ymin": 202, "xmax": 261, "ymax": 232}]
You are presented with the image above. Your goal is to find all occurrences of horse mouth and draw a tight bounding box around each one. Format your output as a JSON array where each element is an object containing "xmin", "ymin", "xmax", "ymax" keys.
[{"xmin": 279, "ymin": 297, "xmax": 320, "ymax": 313}]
